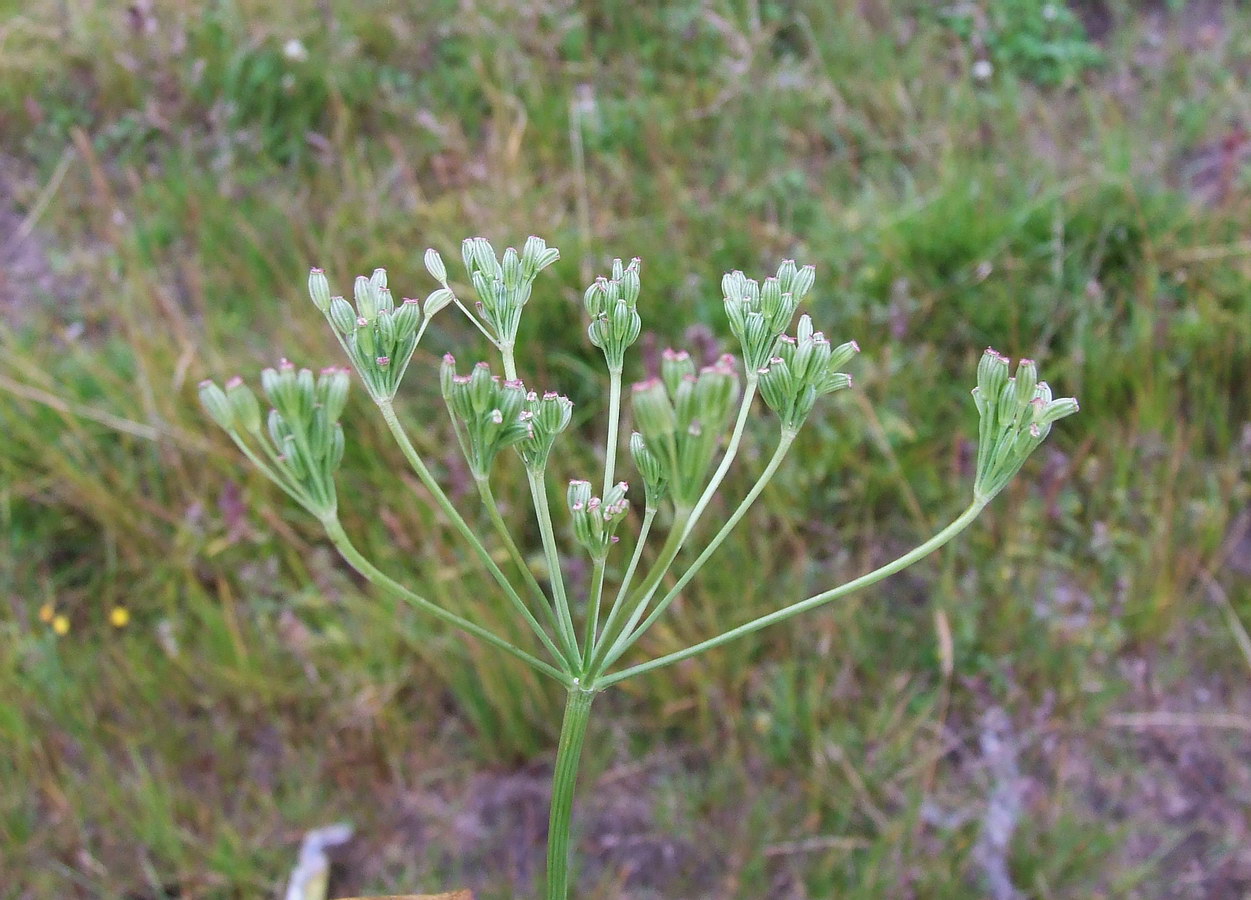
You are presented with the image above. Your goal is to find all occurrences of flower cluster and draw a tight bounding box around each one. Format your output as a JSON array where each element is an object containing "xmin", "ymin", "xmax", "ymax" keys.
[
  {"xmin": 200, "ymin": 361, "xmax": 350, "ymax": 516},
  {"xmin": 631, "ymin": 351, "xmax": 740, "ymax": 508},
  {"xmin": 567, "ymin": 480, "xmax": 631, "ymax": 558},
  {"xmin": 518, "ymin": 389, "xmax": 574, "ymax": 472},
  {"xmin": 972, "ymin": 348, "xmax": 1080, "ymax": 501},
  {"xmin": 722, "ymin": 260, "xmax": 816, "ymax": 372},
  {"xmin": 456, "ymin": 236, "xmax": 561, "ymax": 348},
  {"xmin": 759, "ymin": 315, "xmax": 858, "ymax": 431},
  {"xmin": 583, "ymin": 257, "xmax": 642, "ymax": 370},
  {"xmin": 308, "ymin": 267, "xmax": 450, "ymax": 399},
  {"xmin": 439, "ymin": 356, "xmax": 532, "ymax": 480}
]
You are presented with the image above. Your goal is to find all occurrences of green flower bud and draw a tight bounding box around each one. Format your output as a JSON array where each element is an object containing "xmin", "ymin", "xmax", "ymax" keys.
[
  {"xmin": 1035, "ymin": 396, "xmax": 1079, "ymax": 425},
  {"xmin": 328, "ymin": 297, "xmax": 356, "ymax": 335},
  {"xmin": 355, "ymin": 317, "xmax": 376, "ymax": 358},
  {"xmin": 328, "ymin": 423, "xmax": 345, "ymax": 471},
  {"xmin": 370, "ymin": 267, "xmax": 387, "ymax": 291},
  {"xmin": 425, "ymin": 288, "xmax": 454, "ymax": 318},
  {"xmin": 828, "ymin": 340, "xmax": 859, "ymax": 372},
  {"xmin": 393, "ymin": 297, "xmax": 422, "ymax": 340},
  {"xmin": 629, "ymin": 431, "xmax": 668, "ymax": 508},
  {"xmin": 199, "ymin": 380, "xmax": 234, "ymax": 429},
  {"xmin": 694, "ymin": 355, "xmax": 740, "ymax": 428},
  {"xmin": 424, "ymin": 247, "xmax": 447, "ymax": 283},
  {"xmin": 661, "ymin": 349, "xmax": 695, "ymax": 396},
  {"xmin": 317, "ymin": 367, "xmax": 350, "ymax": 422},
  {"xmin": 375, "ymin": 308, "xmax": 397, "ymax": 348},
  {"xmin": 631, "ymin": 378, "xmax": 676, "ymax": 442},
  {"xmin": 1015, "ymin": 359, "xmax": 1037, "ymax": 411},
  {"xmin": 502, "ymin": 246, "xmax": 521, "ymax": 286},
  {"xmin": 225, "ymin": 377, "xmax": 261, "ymax": 433},
  {"xmin": 440, "ymin": 354, "xmax": 457, "ymax": 401},
  {"xmin": 308, "ymin": 268, "xmax": 331, "ymax": 311},
  {"xmin": 760, "ymin": 318, "xmax": 857, "ymax": 430},
  {"xmin": 583, "ymin": 257, "xmax": 642, "ymax": 367},
  {"xmin": 376, "ymin": 286, "xmax": 395, "ymax": 316},
  {"xmin": 441, "ymin": 360, "xmax": 535, "ymax": 478},
  {"xmin": 354, "ymin": 275, "xmax": 378, "ymax": 321}
]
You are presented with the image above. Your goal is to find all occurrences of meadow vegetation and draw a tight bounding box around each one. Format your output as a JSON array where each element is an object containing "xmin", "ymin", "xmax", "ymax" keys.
[{"xmin": 2, "ymin": 1, "xmax": 1250, "ymax": 897}]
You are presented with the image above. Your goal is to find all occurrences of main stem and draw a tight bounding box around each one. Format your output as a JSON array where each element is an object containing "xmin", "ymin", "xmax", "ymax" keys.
[{"xmin": 546, "ymin": 685, "xmax": 596, "ymax": 900}]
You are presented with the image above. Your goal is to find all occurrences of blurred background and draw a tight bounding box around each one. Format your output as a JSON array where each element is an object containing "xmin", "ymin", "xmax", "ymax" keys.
[{"xmin": 2, "ymin": 1, "xmax": 1250, "ymax": 897}]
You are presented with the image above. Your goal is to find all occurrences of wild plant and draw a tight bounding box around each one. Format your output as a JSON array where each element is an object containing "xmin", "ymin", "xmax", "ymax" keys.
[{"xmin": 199, "ymin": 237, "xmax": 1077, "ymax": 898}]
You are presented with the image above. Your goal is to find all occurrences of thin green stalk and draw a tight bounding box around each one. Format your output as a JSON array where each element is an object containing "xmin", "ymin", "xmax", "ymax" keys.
[
  {"xmin": 453, "ymin": 296, "xmax": 500, "ymax": 347},
  {"xmin": 624, "ymin": 505, "xmax": 690, "ymax": 610},
  {"xmin": 376, "ymin": 399, "xmax": 573, "ymax": 671},
  {"xmin": 679, "ymin": 377, "xmax": 758, "ymax": 542},
  {"xmin": 501, "ymin": 343, "xmax": 519, "ymax": 381},
  {"xmin": 580, "ymin": 557, "xmax": 606, "ymax": 670},
  {"xmin": 598, "ymin": 501, "xmax": 986, "ymax": 687},
  {"xmin": 320, "ymin": 516, "xmax": 570, "ymax": 684},
  {"xmin": 226, "ymin": 432, "xmax": 319, "ymax": 512},
  {"xmin": 601, "ymin": 365, "xmax": 622, "ymax": 496},
  {"xmin": 590, "ymin": 506, "xmax": 656, "ymax": 663},
  {"xmin": 546, "ymin": 685, "xmax": 596, "ymax": 900},
  {"xmin": 593, "ymin": 431, "xmax": 795, "ymax": 676},
  {"xmin": 527, "ymin": 468, "xmax": 581, "ymax": 663},
  {"xmin": 476, "ymin": 478, "xmax": 579, "ymax": 670},
  {"xmin": 590, "ymin": 506, "xmax": 690, "ymax": 674},
  {"xmin": 593, "ymin": 379, "xmax": 755, "ymax": 671}
]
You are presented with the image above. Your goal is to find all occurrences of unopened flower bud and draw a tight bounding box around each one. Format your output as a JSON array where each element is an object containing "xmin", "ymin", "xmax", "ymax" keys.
[
  {"xmin": 199, "ymin": 380, "xmax": 234, "ymax": 429},
  {"xmin": 632, "ymin": 378, "xmax": 676, "ymax": 441},
  {"xmin": 308, "ymin": 267, "xmax": 331, "ymax": 311},
  {"xmin": 354, "ymin": 275, "xmax": 378, "ymax": 321},
  {"xmin": 328, "ymin": 297, "xmax": 356, "ymax": 335},
  {"xmin": 425, "ymin": 287, "xmax": 454, "ymax": 317},
  {"xmin": 424, "ymin": 247, "xmax": 447, "ymax": 283},
  {"xmin": 226, "ymin": 377, "xmax": 261, "ymax": 433}
]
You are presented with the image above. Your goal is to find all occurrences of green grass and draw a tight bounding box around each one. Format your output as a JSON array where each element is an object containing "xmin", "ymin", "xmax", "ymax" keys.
[{"xmin": 3, "ymin": 1, "xmax": 1251, "ymax": 897}]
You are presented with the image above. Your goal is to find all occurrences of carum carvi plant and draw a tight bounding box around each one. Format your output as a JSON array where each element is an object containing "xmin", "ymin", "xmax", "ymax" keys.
[{"xmin": 199, "ymin": 238, "xmax": 1078, "ymax": 899}]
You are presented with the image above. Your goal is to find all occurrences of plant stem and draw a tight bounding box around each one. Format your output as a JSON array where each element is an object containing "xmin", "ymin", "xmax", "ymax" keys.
[
  {"xmin": 594, "ymin": 430, "xmax": 795, "ymax": 676},
  {"xmin": 592, "ymin": 379, "xmax": 755, "ymax": 671},
  {"xmin": 501, "ymin": 343, "xmax": 519, "ymax": 381},
  {"xmin": 546, "ymin": 685, "xmax": 597, "ymax": 900},
  {"xmin": 581, "ymin": 557, "xmax": 606, "ymax": 671},
  {"xmin": 376, "ymin": 399, "xmax": 572, "ymax": 672},
  {"xmin": 601, "ymin": 365, "xmax": 622, "ymax": 496},
  {"xmin": 527, "ymin": 468, "xmax": 582, "ymax": 664},
  {"xmin": 589, "ymin": 505, "xmax": 690, "ymax": 674},
  {"xmin": 320, "ymin": 516, "xmax": 570, "ymax": 684},
  {"xmin": 590, "ymin": 506, "xmax": 656, "ymax": 664},
  {"xmin": 599, "ymin": 501, "xmax": 986, "ymax": 687},
  {"xmin": 476, "ymin": 479, "xmax": 579, "ymax": 670},
  {"xmin": 679, "ymin": 377, "xmax": 758, "ymax": 542}
]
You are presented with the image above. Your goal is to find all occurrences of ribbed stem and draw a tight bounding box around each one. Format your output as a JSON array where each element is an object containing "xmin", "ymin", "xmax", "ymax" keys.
[{"xmin": 546, "ymin": 686, "xmax": 597, "ymax": 900}]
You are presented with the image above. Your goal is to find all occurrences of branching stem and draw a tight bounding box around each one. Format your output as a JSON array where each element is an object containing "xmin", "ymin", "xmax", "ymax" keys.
[
  {"xmin": 321, "ymin": 516, "xmax": 570, "ymax": 684},
  {"xmin": 598, "ymin": 501, "xmax": 986, "ymax": 687}
]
